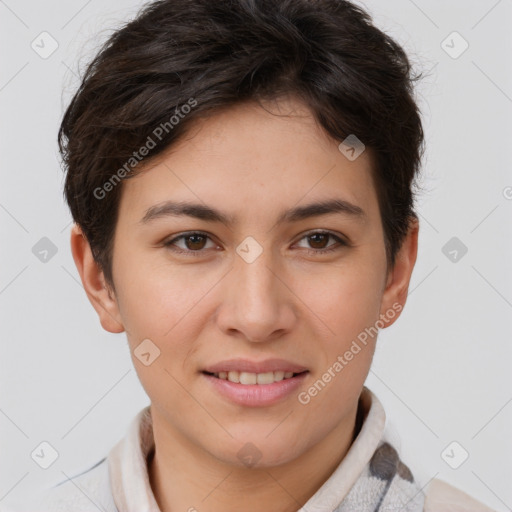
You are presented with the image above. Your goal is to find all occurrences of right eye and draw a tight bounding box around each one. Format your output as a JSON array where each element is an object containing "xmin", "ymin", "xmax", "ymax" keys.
[{"xmin": 163, "ymin": 231, "xmax": 220, "ymax": 256}]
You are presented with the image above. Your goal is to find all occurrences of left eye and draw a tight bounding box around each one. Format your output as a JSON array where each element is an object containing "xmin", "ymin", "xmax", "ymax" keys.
[
  {"xmin": 163, "ymin": 231, "xmax": 346, "ymax": 255},
  {"xmin": 295, "ymin": 231, "xmax": 345, "ymax": 252}
]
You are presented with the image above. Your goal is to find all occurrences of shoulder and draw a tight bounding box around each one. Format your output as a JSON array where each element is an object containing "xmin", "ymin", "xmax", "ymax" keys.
[
  {"xmin": 31, "ymin": 457, "xmax": 118, "ymax": 512},
  {"xmin": 424, "ymin": 478, "xmax": 496, "ymax": 512}
]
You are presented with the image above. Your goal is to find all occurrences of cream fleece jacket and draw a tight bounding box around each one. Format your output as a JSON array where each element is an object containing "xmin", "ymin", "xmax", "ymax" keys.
[{"xmin": 13, "ymin": 387, "xmax": 495, "ymax": 512}]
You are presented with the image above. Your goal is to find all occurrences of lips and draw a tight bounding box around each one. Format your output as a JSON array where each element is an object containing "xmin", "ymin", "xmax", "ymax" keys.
[
  {"xmin": 202, "ymin": 368, "xmax": 309, "ymax": 407},
  {"xmin": 201, "ymin": 358, "xmax": 309, "ymax": 406}
]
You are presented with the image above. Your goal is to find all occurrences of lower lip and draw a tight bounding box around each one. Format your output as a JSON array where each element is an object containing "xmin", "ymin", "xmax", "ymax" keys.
[{"xmin": 202, "ymin": 372, "xmax": 309, "ymax": 407}]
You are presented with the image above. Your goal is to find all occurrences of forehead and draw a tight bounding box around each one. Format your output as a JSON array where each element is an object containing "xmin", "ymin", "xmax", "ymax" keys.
[{"xmin": 118, "ymin": 97, "xmax": 380, "ymax": 226}]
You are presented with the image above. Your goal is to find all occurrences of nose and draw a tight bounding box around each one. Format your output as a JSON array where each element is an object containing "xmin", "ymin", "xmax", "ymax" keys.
[{"xmin": 215, "ymin": 242, "xmax": 297, "ymax": 343}]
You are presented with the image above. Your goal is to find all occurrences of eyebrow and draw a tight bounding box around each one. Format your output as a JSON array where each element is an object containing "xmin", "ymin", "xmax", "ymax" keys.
[{"xmin": 140, "ymin": 198, "xmax": 366, "ymax": 226}]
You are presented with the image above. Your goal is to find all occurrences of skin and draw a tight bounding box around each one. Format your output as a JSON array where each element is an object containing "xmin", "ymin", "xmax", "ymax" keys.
[{"xmin": 71, "ymin": 95, "xmax": 419, "ymax": 512}]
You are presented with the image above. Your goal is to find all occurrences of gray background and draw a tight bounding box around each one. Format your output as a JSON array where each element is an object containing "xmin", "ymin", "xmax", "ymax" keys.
[{"xmin": 1, "ymin": 0, "xmax": 511, "ymax": 510}]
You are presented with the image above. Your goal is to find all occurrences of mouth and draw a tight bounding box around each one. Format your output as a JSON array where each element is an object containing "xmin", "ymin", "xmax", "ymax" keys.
[
  {"xmin": 201, "ymin": 358, "xmax": 309, "ymax": 406},
  {"xmin": 201, "ymin": 365, "xmax": 309, "ymax": 407},
  {"xmin": 202, "ymin": 370, "xmax": 309, "ymax": 385}
]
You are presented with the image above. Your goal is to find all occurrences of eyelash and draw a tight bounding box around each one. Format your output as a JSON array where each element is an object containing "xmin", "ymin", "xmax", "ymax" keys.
[{"xmin": 162, "ymin": 230, "xmax": 348, "ymax": 257}]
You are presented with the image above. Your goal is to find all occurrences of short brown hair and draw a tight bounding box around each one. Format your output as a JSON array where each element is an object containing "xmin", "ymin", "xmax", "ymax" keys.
[{"xmin": 59, "ymin": 0, "xmax": 425, "ymax": 289}]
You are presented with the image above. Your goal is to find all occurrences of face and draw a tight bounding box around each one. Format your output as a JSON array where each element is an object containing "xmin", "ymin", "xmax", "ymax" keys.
[{"xmin": 73, "ymin": 96, "xmax": 417, "ymax": 469}]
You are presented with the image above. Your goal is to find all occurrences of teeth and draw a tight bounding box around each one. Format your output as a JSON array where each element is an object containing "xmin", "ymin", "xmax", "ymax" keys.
[
  {"xmin": 240, "ymin": 372, "xmax": 257, "ymax": 385},
  {"xmin": 213, "ymin": 370, "xmax": 300, "ymax": 384},
  {"xmin": 227, "ymin": 371, "xmax": 240, "ymax": 383},
  {"xmin": 256, "ymin": 372, "xmax": 274, "ymax": 384},
  {"xmin": 273, "ymin": 371, "xmax": 285, "ymax": 381}
]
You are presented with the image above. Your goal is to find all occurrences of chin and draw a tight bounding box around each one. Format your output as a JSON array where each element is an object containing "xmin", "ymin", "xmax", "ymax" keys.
[{"xmin": 209, "ymin": 436, "xmax": 302, "ymax": 470}]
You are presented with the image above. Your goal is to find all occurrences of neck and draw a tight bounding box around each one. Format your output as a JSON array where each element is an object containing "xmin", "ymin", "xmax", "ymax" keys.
[{"xmin": 148, "ymin": 402, "xmax": 362, "ymax": 512}]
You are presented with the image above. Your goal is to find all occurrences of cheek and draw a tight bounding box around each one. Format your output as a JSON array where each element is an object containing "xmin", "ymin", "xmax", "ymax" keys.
[
  {"xmin": 115, "ymin": 252, "xmax": 217, "ymax": 336},
  {"xmin": 293, "ymin": 260, "xmax": 384, "ymax": 343},
  {"xmin": 114, "ymin": 267, "xmax": 206, "ymax": 405},
  {"xmin": 294, "ymin": 270, "xmax": 380, "ymax": 431}
]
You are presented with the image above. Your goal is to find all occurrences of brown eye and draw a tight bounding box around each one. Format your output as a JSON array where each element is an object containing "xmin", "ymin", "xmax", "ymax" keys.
[
  {"xmin": 307, "ymin": 233, "xmax": 330, "ymax": 249},
  {"xmin": 295, "ymin": 231, "xmax": 347, "ymax": 255},
  {"xmin": 183, "ymin": 234, "xmax": 207, "ymax": 250},
  {"xmin": 164, "ymin": 232, "xmax": 217, "ymax": 255}
]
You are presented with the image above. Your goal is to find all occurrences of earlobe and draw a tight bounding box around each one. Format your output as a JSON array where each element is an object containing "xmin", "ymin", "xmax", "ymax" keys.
[
  {"xmin": 70, "ymin": 224, "xmax": 125, "ymax": 334},
  {"xmin": 379, "ymin": 217, "xmax": 419, "ymax": 328}
]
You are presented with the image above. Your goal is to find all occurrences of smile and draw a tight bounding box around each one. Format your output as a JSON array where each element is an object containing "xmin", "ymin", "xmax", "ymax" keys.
[
  {"xmin": 202, "ymin": 370, "xmax": 309, "ymax": 407},
  {"xmin": 204, "ymin": 370, "xmax": 307, "ymax": 385}
]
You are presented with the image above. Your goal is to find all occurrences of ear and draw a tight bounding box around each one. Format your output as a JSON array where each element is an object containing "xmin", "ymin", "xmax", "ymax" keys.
[
  {"xmin": 379, "ymin": 216, "xmax": 419, "ymax": 328},
  {"xmin": 70, "ymin": 224, "xmax": 125, "ymax": 333}
]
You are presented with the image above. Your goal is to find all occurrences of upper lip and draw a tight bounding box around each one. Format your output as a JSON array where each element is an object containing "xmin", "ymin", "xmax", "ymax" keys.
[{"xmin": 203, "ymin": 358, "xmax": 309, "ymax": 374}]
